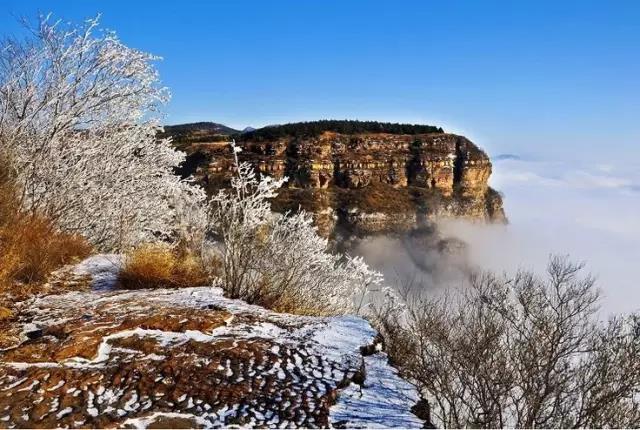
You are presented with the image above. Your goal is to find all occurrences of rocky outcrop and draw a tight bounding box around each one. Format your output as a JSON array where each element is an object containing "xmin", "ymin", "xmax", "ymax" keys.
[
  {"xmin": 0, "ymin": 281, "xmax": 424, "ymax": 428},
  {"xmin": 179, "ymin": 127, "xmax": 506, "ymax": 238}
]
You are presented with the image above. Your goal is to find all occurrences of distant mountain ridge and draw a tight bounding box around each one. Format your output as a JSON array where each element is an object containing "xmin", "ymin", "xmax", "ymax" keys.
[
  {"xmin": 160, "ymin": 122, "xmax": 240, "ymax": 148},
  {"xmin": 163, "ymin": 121, "xmax": 241, "ymax": 135}
]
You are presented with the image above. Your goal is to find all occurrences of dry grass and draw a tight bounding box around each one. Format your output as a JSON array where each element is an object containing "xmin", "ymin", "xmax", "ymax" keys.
[
  {"xmin": 0, "ymin": 156, "xmax": 92, "ymax": 295},
  {"xmin": 0, "ymin": 306, "xmax": 13, "ymax": 321},
  {"xmin": 0, "ymin": 215, "xmax": 92, "ymax": 287},
  {"xmin": 118, "ymin": 243, "xmax": 210, "ymax": 290},
  {"xmin": 269, "ymin": 295, "xmax": 332, "ymax": 317}
]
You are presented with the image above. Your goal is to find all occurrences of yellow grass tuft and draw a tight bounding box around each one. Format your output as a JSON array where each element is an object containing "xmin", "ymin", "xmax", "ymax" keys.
[
  {"xmin": 0, "ymin": 156, "xmax": 92, "ymax": 294},
  {"xmin": 118, "ymin": 243, "xmax": 210, "ymax": 290}
]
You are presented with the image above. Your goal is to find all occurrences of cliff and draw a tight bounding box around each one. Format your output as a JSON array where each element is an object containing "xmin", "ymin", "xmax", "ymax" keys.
[{"xmin": 172, "ymin": 121, "xmax": 506, "ymax": 238}]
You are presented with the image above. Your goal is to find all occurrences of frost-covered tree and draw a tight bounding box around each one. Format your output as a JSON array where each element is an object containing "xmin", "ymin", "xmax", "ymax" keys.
[
  {"xmin": 208, "ymin": 141, "xmax": 382, "ymax": 315},
  {"xmin": 0, "ymin": 15, "xmax": 206, "ymax": 251}
]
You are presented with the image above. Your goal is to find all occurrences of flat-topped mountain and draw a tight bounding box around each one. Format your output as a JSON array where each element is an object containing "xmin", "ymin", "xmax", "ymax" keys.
[{"xmin": 165, "ymin": 120, "xmax": 506, "ymax": 237}]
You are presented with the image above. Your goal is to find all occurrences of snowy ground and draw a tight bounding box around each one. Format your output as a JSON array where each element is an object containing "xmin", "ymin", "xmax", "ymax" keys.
[
  {"xmin": 0, "ymin": 256, "xmax": 424, "ymax": 428},
  {"xmin": 71, "ymin": 254, "xmax": 123, "ymax": 290}
]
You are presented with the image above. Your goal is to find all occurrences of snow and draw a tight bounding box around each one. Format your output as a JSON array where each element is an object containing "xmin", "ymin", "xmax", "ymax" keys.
[
  {"xmin": 46, "ymin": 380, "xmax": 65, "ymax": 391},
  {"xmin": 311, "ymin": 316, "xmax": 424, "ymax": 428},
  {"xmin": 312, "ymin": 315, "xmax": 376, "ymax": 361},
  {"xmin": 2, "ymin": 279, "xmax": 424, "ymax": 428},
  {"xmin": 56, "ymin": 407, "xmax": 73, "ymax": 419},
  {"xmin": 330, "ymin": 352, "xmax": 424, "ymax": 428},
  {"xmin": 122, "ymin": 412, "xmax": 204, "ymax": 429},
  {"xmin": 72, "ymin": 254, "xmax": 123, "ymax": 290}
]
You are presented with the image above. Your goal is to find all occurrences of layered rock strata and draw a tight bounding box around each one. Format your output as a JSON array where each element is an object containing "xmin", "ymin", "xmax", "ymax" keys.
[{"xmin": 179, "ymin": 131, "xmax": 505, "ymax": 237}]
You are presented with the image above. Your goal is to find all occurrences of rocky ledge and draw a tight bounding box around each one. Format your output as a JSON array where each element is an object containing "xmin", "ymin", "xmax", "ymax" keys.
[
  {"xmin": 172, "ymin": 123, "xmax": 506, "ymax": 238},
  {"xmin": 0, "ymin": 260, "xmax": 424, "ymax": 429}
]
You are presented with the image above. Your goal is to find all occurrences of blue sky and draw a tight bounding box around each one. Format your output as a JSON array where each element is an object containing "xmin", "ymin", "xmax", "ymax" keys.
[{"xmin": 1, "ymin": 0, "xmax": 638, "ymax": 158}]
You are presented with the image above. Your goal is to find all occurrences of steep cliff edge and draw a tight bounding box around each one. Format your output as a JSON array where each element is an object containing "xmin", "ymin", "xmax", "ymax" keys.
[{"xmin": 169, "ymin": 121, "xmax": 506, "ymax": 237}]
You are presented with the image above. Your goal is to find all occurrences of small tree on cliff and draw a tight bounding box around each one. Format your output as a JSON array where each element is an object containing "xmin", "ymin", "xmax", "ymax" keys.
[
  {"xmin": 208, "ymin": 141, "xmax": 383, "ymax": 315},
  {"xmin": 374, "ymin": 256, "xmax": 640, "ymax": 428},
  {"xmin": 0, "ymin": 15, "xmax": 206, "ymax": 251}
]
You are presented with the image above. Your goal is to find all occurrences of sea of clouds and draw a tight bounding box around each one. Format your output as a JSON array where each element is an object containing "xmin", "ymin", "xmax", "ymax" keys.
[{"xmin": 355, "ymin": 156, "xmax": 640, "ymax": 315}]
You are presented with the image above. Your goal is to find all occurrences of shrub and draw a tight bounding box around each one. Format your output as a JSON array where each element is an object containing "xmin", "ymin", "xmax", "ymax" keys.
[
  {"xmin": 118, "ymin": 244, "xmax": 210, "ymax": 290},
  {"xmin": 374, "ymin": 256, "xmax": 640, "ymax": 428},
  {"xmin": 208, "ymin": 142, "xmax": 382, "ymax": 316}
]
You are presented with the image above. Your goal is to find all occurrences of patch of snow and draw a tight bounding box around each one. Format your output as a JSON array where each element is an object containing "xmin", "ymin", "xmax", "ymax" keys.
[
  {"xmin": 4, "ymin": 362, "xmax": 62, "ymax": 370},
  {"xmin": 122, "ymin": 412, "xmax": 206, "ymax": 429},
  {"xmin": 312, "ymin": 315, "xmax": 376, "ymax": 361},
  {"xmin": 330, "ymin": 352, "xmax": 424, "ymax": 428},
  {"xmin": 145, "ymin": 353, "xmax": 165, "ymax": 361},
  {"xmin": 123, "ymin": 392, "xmax": 139, "ymax": 411},
  {"xmin": 46, "ymin": 380, "xmax": 65, "ymax": 391},
  {"xmin": 56, "ymin": 407, "xmax": 73, "ymax": 419},
  {"xmin": 0, "ymin": 377, "xmax": 27, "ymax": 391},
  {"xmin": 72, "ymin": 254, "xmax": 123, "ymax": 290}
]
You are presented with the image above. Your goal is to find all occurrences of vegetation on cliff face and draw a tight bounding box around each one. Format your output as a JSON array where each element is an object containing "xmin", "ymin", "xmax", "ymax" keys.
[{"xmin": 161, "ymin": 120, "xmax": 445, "ymax": 151}]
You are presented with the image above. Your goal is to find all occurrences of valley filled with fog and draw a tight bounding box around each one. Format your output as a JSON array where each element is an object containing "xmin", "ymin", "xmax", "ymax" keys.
[{"xmin": 356, "ymin": 156, "xmax": 640, "ymax": 315}]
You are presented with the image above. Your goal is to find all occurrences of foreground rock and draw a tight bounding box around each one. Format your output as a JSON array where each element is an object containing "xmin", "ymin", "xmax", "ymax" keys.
[{"xmin": 0, "ymin": 285, "xmax": 423, "ymax": 428}]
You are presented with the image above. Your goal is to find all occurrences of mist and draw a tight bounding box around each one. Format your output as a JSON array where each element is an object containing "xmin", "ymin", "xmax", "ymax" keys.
[
  {"xmin": 353, "ymin": 234, "xmax": 470, "ymax": 292},
  {"xmin": 354, "ymin": 156, "xmax": 640, "ymax": 315}
]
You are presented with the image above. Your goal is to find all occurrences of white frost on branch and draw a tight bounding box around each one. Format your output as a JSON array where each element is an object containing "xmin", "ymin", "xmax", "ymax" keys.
[
  {"xmin": 208, "ymin": 140, "xmax": 383, "ymax": 315},
  {"xmin": 0, "ymin": 15, "xmax": 206, "ymax": 251}
]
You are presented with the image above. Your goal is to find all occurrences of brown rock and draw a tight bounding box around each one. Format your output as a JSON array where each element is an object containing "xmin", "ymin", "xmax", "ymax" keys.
[
  {"xmin": 0, "ymin": 288, "xmax": 389, "ymax": 428},
  {"xmin": 180, "ymin": 131, "xmax": 506, "ymax": 237}
]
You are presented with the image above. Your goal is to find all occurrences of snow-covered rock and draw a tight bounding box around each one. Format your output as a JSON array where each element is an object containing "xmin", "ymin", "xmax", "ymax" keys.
[{"xmin": 0, "ymin": 282, "xmax": 423, "ymax": 428}]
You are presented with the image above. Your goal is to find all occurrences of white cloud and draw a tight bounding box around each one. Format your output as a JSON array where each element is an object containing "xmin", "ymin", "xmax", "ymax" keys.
[
  {"xmin": 354, "ymin": 156, "xmax": 639, "ymax": 315},
  {"xmin": 443, "ymin": 157, "xmax": 640, "ymax": 315}
]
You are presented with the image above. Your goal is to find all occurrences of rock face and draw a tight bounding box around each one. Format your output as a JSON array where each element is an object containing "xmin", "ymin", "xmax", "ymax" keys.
[
  {"xmin": 178, "ymin": 127, "xmax": 506, "ymax": 237},
  {"xmin": 0, "ymin": 275, "xmax": 424, "ymax": 428}
]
